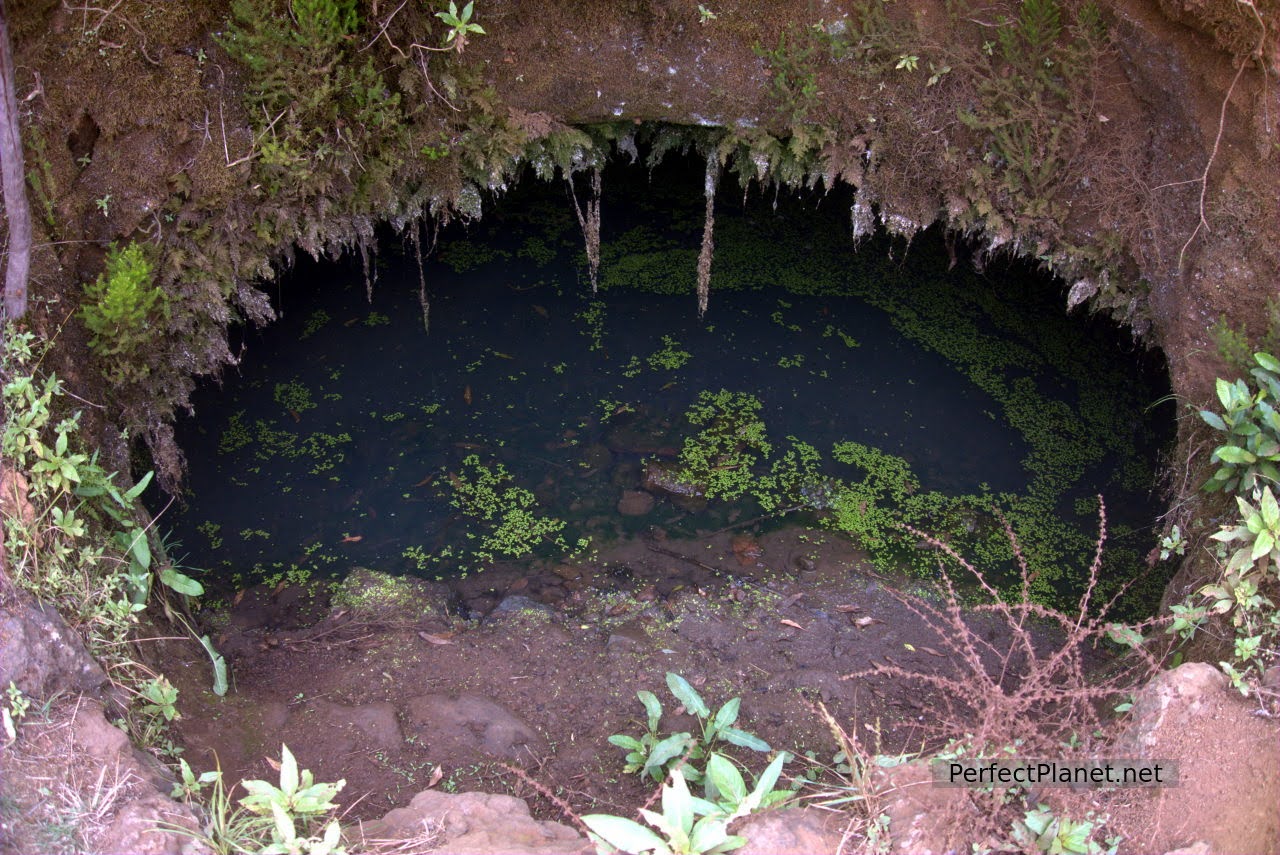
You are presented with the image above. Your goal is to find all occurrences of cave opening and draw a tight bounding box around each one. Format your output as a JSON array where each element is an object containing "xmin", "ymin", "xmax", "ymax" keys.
[{"xmin": 161, "ymin": 143, "xmax": 1175, "ymax": 620}]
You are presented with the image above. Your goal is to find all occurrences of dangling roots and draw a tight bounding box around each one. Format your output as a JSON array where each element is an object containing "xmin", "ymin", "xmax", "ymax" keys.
[
  {"xmin": 697, "ymin": 151, "xmax": 720, "ymax": 318},
  {"xmin": 409, "ymin": 219, "xmax": 437, "ymax": 333},
  {"xmin": 567, "ymin": 168, "xmax": 602, "ymax": 293}
]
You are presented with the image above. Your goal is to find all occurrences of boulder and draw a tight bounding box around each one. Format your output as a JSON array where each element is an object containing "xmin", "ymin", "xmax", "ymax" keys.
[
  {"xmin": 734, "ymin": 807, "xmax": 844, "ymax": 855},
  {"xmin": 360, "ymin": 789, "xmax": 590, "ymax": 855},
  {"xmin": 0, "ymin": 593, "xmax": 107, "ymax": 699},
  {"xmin": 93, "ymin": 793, "xmax": 205, "ymax": 855}
]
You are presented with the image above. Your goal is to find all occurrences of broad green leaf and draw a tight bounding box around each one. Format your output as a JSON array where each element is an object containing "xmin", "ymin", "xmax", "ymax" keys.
[
  {"xmin": 1104, "ymin": 623, "xmax": 1144, "ymax": 649},
  {"xmin": 1199, "ymin": 410, "xmax": 1227, "ymax": 431},
  {"xmin": 1215, "ymin": 446, "xmax": 1256, "ymax": 465},
  {"xmin": 663, "ymin": 769, "xmax": 694, "ymax": 839},
  {"xmin": 638, "ymin": 690, "xmax": 663, "ymax": 731},
  {"xmin": 706, "ymin": 752, "xmax": 746, "ymax": 804},
  {"xmin": 582, "ymin": 814, "xmax": 667, "ymax": 854},
  {"xmin": 1255, "ymin": 352, "xmax": 1280, "ymax": 373},
  {"xmin": 159, "ymin": 567, "xmax": 205, "ymax": 597},
  {"xmin": 1216, "ymin": 377, "xmax": 1234, "ymax": 410},
  {"xmin": 280, "ymin": 745, "xmax": 299, "ymax": 796},
  {"xmin": 645, "ymin": 732, "xmax": 692, "ymax": 774},
  {"xmin": 711, "ymin": 697, "xmax": 740, "ymax": 733},
  {"xmin": 747, "ymin": 753, "xmax": 787, "ymax": 808},
  {"xmin": 1251, "ymin": 530, "xmax": 1274, "ymax": 561},
  {"xmin": 689, "ymin": 817, "xmax": 733, "ymax": 853},
  {"xmin": 610, "ymin": 734, "xmax": 645, "ymax": 752},
  {"xmin": 1262, "ymin": 488, "xmax": 1280, "ymax": 529},
  {"xmin": 1255, "ymin": 439, "xmax": 1280, "ymax": 458},
  {"xmin": 720, "ymin": 727, "xmax": 770, "ymax": 752},
  {"xmin": 197, "ymin": 635, "xmax": 228, "ymax": 696},
  {"xmin": 123, "ymin": 470, "xmax": 154, "ymax": 501},
  {"xmin": 666, "ymin": 673, "xmax": 709, "ymax": 717},
  {"xmin": 270, "ymin": 801, "xmax": 296, "ymax": 845}
]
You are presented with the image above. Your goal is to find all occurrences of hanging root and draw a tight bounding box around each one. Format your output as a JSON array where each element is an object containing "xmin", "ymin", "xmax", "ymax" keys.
[
  {"xmin": 696, "ymin": 150, "xmax": 720, "ymax": 318},
  {"xmin": 357, "ymin": 234, "xmax": 377, "ymax": 302},
  {"xmin": 409, "ymin": 219, "xmax": 436, "ymax": 333},
  {"xmin": 567, "ymin": 168, "xmax": 602, "ymax": 292}
]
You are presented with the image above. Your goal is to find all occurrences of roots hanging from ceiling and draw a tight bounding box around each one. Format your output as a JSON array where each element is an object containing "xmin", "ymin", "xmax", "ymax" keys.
[
  {"xmin": 409, "ymin": 218, "xmax": 437, "ymax": 333},
  {"xmin": 697, "ymin": 150, "xmax": 720, "ymax": 318},
  {"xmin": 567, "ymin": 167, "xmax": 602, "ymax": 293},
  {"xmin": 357, "ymin": 234, "xmax": 377, "ymax": 303}
]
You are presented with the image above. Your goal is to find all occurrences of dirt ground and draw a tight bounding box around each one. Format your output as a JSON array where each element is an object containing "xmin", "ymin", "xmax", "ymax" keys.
[
  {"xmin": 167, "ymin": 524, "xmax": 959, "ymax": 821},
  {"xmin": 149, "ymin": 520, "xmax": 1280, "ymax": 854}
]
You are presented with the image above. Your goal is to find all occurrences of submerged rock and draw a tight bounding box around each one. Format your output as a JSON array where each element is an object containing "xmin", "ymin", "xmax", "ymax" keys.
[
  {"xmin": 642, "ymin": 460, "xmax": 708, "ymax": 512},
  {"xmin": 617, "ymin": 489, "xmax": 655, "ymax": 516}
]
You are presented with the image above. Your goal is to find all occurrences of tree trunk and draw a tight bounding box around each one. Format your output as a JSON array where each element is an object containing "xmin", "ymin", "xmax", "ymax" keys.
[{"xmin": 0, "ymin": 0, "xmax": 31, "ymax": 320}]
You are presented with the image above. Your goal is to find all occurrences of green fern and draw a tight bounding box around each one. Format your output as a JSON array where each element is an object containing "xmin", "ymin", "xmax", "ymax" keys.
[{"xmin": 81, "ymin": 243, "xmax": 167, "ymax": 381}]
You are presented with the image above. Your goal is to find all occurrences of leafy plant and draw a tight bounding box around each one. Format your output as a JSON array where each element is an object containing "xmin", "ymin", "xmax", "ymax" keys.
[
  {"xmin": 2, "ymin": 326, "xmax": 225, "ymax": 761},
  {"xmin": 169, "ymin": 745, "xmax": 346, "ymax": 855},
  {"xmin": 1199, "ymin": 352, "xmax": 1280, "ymax": 496},
  {"xmin": 138, "ymin": 676, "xmax": 181, "ymax": 722},
  {"xmin": 435, "ymin": 1, "xmax": 485, "ymax": 53},
  {"xmin": 753, "ymin": 29, "xmax": 820, "ymax": 122},
  {"xmin": 80, "ymin": 242, "xmax": 168, "ymax": 385},
  {"xmin": 958, "ymin": 0, "xmax": 1102, "ymax": 218},
  {"xmin": 1011, "ymin": 806, "xmax": 1118, "ymax": 855},
  {"xmin": 1170, "ymin": 354, "xmax": 1280, "ymax": 693},
  {"xmin": 609, "ymin": 673, "xmax": 771, "ymax": 785},
  {"xmin": 582, "ymin": 753, "xmax": 789, "ymax": 855}
]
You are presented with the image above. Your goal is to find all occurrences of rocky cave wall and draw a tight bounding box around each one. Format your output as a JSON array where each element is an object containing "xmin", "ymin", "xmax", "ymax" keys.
[{"xmin": 3, "ymin": 0, "xmax": 1278, "ymax": 550}]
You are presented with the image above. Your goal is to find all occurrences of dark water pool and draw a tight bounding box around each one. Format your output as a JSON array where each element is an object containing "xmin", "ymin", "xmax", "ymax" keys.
[{"xmin": 163, "ymin": 154, "xmax": 1172, "ymax": 601}]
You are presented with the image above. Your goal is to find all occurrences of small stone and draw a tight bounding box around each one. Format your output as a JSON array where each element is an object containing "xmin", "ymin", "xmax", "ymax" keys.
[
  {"xmin": 617, "ymin": 489, "xmax": 655, "ymax": 516},
  {"xmin": 552, "ymin": 563, "xmax": 583, "ymax": 580}
]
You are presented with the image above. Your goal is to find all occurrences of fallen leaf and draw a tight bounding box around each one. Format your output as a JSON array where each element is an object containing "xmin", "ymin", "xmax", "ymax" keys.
[
  {"xmin": 418, "ymin": 631, "xmax": 456, "ymax": 645},
  {"xmin": 340, "ymin": 534, "xmax": 363, "ymax": 543},
  {"xmin": 532, "ymin": 304, "xmax": 549, "ymax": 318},
  {"xmin": 903, "ymin": 643, "xmax": 916, "ymax": 652},
  {"xmin": 412, "ymin": 475, "xmax": 433, "ymax": 488},
  {"xmin": 780, "ymin": 619, "xmax": 805, "ymax": 630},
  {"xmin": 232, "ymin": 589, "xmax": 245, "ymax": 606},
  {"xmin": 463, "ymin": 385, "xmax": 472, "ymax": 405},
  {"xmin": 854, "ymin": 616, "xmax": 876, "ymax": 627},
  {"xmin": 427, "ymin": 765, "xmax": 444, "ymax": 788},
  {"xmin": 919, "ymin": 646, "xmax": 945, "ymax": 658},
  {"xmin": 492, "ymin": 351, "xmax": 514, "ymax": 360}
]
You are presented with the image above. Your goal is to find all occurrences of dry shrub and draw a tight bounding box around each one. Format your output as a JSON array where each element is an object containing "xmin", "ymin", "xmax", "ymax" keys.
[{"xmin": 844, "ymin": 499, "xmax": 1166, "ymax": 759}]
